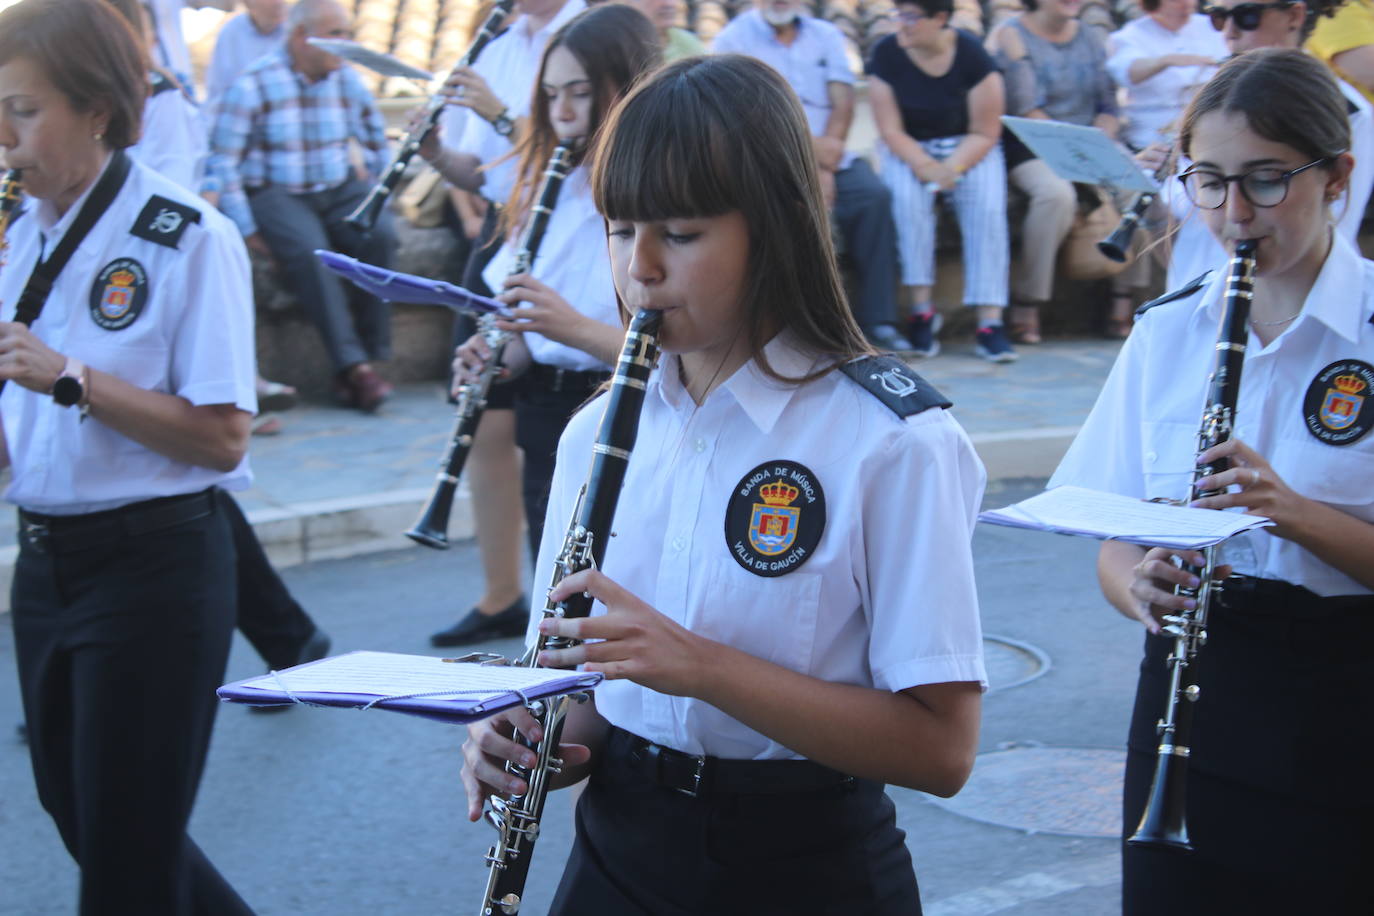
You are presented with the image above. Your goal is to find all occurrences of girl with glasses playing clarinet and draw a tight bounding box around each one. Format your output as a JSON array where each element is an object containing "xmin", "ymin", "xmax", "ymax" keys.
[
  {"xmin": 1051, "ymin": 49, "xmax": 1374, "ymax": 915},
  {"xmin": 460, "ymin": 54, "xmax": 988, "ymax": 915}
]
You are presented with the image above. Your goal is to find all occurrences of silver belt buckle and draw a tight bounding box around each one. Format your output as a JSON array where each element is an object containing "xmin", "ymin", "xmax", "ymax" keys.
[
  {"xmin": 676, "ymin": 753, "xmax": 706, "ymax": 798},
  {"xmin": 22, "ymin": 518, "xmax": 50, "ymax": 553}
]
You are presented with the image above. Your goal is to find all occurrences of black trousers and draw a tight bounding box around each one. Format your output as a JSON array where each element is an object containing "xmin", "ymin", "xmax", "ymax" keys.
[
  {"xmin": 549, "ymin": 728, "xmax": 921, "ymax": 915},
  {"xmin": 833, "ymin": 158, "xmax": 901, "ymax": 332},
  {"xmin": 1122, "ymin": 579, "xmax": 1374, "ymax": 915},
  {"xmin": 513, "ymin": 368, "xmax": 607, "ymax": 561},
  {"xmin": 220, "ymin": 491, "xmax": 317, "ymax": 670},
  {"xmin": 10, "ymin": 493, "xmax": 253, "ymax": 915}
]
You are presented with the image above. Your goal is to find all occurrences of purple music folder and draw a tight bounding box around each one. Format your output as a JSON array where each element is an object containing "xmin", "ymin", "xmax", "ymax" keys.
[
  {"xmin": 315, "ymin": 250, "xmax": 510, "ymax": 316},
  {"xmin": 217, "ymin": 650, "xmax": 601, "ymax": 725}
]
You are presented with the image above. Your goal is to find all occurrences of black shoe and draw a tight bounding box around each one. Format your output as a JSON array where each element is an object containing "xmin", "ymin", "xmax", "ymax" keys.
[
  {"xmin": 249, "ymin": 626, "xmax": 332, "ymax": 714},
  {"xmin": 430, "ymin": 596, "xmax": 529, "ymax": 647},
  {"xmin": 864, "ymin": 323, "xmax": 915, "ymax": 354},
  {"xmin": 974, "ymin": 324, "xmax": 1018, "ymax": 363},
  {"xmin": 905, "ymin": 311, "xmax": 942, "ymax": 358},
  {"xmin": 16, "ymin": 722, "xmax": 27, "ymax": 744}
]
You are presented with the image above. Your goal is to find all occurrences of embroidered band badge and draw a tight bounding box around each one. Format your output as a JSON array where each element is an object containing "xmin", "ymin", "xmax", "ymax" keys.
[
  {"xmin": 88, "ymin": 258, "xmax": 148, "ymax": 331},
  {"xmin": 1302, "ymin": 359, "xmax": 1374, "ymax": 446},
  {"xmin": 724, "ymin": 461, "xmax": 825, "ymax": 577}
]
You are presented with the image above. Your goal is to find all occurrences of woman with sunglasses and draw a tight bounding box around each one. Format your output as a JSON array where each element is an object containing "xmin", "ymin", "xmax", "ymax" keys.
[
  {"xmin": 1051, "ymin": 49, "xmax": 1373, "ymax": 914},
  {"xmin": 1151, "ymin": 0, "xmax": 1373, "ymax": 287}
]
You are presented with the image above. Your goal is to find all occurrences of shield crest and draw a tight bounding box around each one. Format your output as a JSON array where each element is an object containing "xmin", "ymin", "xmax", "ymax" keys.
[{"xmin": 749, "ymin": 503, "xmax": 799, "ymax": 556}]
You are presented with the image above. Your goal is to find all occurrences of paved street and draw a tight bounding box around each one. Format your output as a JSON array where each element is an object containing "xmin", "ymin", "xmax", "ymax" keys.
[{"xmin": 0, "ymin": 478, "xmax": 1145, "ymax": 916}]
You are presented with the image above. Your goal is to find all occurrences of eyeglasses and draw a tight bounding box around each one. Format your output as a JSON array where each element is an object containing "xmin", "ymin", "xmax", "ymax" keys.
[
  {"xmin": 1177, "ymin": 158, "xmax": 1330, "ymax": 209},
  {"xmin": 890, "ymin": 9, "xmax": 929, "ymax": 24},
  {"xmin": 1201, "ymin": 2, "xmax": 1292, "ymax": 31}
]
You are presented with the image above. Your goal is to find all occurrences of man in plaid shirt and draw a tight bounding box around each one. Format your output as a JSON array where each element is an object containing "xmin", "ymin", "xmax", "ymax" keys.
[{"xmin": 208, "ymin": 0, "xmax": 396, "ymax": 410}]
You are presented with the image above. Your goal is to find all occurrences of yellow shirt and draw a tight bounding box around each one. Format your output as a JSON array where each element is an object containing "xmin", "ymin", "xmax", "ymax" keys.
[{"xmin": 1307, "ymin": 0, "xmax": 1374, "ymax": 104}]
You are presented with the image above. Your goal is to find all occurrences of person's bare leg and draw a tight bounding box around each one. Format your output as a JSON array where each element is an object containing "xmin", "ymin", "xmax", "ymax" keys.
[{"xmin": 467, "ymin": 407, "xmax": 525, "ymax": 615}]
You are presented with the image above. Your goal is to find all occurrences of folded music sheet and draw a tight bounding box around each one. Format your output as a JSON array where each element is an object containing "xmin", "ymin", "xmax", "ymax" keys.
[
  {"xmin": 218, "ymin": 651, "xmax": 601, "ymax": 724},
  {"xmin": 978, "ymin": 485, "xmax": 1273, "ymax": 550}
]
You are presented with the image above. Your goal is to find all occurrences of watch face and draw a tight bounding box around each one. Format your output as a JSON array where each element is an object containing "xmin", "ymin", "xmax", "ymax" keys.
[
  {"xmin": 53, "ymin": 375, "xmax": 83, "ymax": 407},
  {"xmin": 493, "ymin": 115, "xmax": 513, "ymax": 137}
]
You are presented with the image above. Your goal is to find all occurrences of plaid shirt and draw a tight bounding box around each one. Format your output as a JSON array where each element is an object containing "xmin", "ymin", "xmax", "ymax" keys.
[{"xmin": 208, "ymin": 50, "xmax": 388, "ymax": 236}]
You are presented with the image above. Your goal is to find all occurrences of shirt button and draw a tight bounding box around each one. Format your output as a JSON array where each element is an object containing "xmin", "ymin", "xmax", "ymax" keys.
[
  {"xmin": 671, "ymin": 536, "xmax": 686, "ymax": 552},
  {"xmin": 1145, "ymin": 451, "xmax": 1158, "ymax": 464},
  {"xmin": 694, "ymin": 438, "xmax": 706, "ymax": 453}
]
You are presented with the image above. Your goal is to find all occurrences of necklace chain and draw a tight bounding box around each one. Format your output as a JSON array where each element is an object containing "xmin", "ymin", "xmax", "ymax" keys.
[{"xmin": 1249, "ymin": 312, "xmax": 1301, "ymax": 327}]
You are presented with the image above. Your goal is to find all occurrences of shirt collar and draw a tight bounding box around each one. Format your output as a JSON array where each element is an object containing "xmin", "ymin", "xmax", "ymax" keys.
[
  {"xmin": 744, "ymin": 8, "xmax": 809, "ymax": 42},
  {"xmin": 1194, "ymin": 229, "xmax": 1369, "ymax": 344},
  {"xmin": 35, "ymin": 151, "xmax": 114, "ymax": 241},
  {"xmin": 516, "ymin": 0, "xmax": 586, "ymax": 44},
  {"xmin": 654, "ymin": 331, "xmax": 820, "ymax": 434}
]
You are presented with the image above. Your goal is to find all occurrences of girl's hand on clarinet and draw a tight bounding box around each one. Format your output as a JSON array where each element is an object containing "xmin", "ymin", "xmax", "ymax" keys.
[
  {"xmin": 1135, "ymin": 143, "xmax": 1171, "ymax": 177},
  {"xmin": 495, "ymin": 274, "xmax": 589, "ymax": 347},
  {"xmin": 538, "ymin": 569, "xmax": 716, "ymax": 698},
  {"xmin": 459, "ymin": 707, "xmax": 591, "ymax": 822},
  {"xmin": 1191, "ymin": 438, "xmax": 1307, "ymax": 538},
  {"xmin": 441, "ymin": 66, "xmax": 504, "ymax": 124},
  {"xmin": 1128, "ymin": 547, "xmax": 1233, "ymax": 634},
  {"xmin": 451, "ymin": 333, "xmax": 494, "ymax": 391}
]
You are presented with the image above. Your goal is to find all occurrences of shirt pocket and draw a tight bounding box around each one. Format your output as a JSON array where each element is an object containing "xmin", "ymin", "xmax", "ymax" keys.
[
  {"xmin": 1141, "ymin": 420, "xmax": 1201, "ymax": 503},
  {"xmin": 694, "ymin": 560, "xmax": 822, "ymax": 676},
  {"xmin": 1269, "ymin": 434, "xmax": 1374, "ymax": 511}
]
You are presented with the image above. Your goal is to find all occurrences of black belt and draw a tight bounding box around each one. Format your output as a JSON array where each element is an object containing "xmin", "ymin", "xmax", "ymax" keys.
[
  {"xmin": 19, "ymin": 489, "xmax": 217, "ymax": 556},
  {"xmin": 524, "ymin": 363, "xmax": 608, "ymax": 395},
  {"xmin": 1217, "ymin": 575, "xmax": 1374, "ymax": 619},
  {"xmin": 609, "ymin": 726, "xmax": 855, "ymax": 798}
]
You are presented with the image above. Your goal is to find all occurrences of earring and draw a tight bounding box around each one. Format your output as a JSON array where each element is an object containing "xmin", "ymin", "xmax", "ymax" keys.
[{"xmin": 93, "ymin": 131, "xmax": 103, "ymax": 142}]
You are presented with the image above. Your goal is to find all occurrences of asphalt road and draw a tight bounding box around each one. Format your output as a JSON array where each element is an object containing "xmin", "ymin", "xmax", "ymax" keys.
[{"xmin": 0, "ymin": 478, "xmax": 1145, "ymax": 915}]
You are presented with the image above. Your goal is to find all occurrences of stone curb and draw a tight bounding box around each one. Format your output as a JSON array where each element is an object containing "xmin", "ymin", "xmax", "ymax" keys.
[{"xmin": 0, "ymin": 428, "xmax": 1068, "ymax": 614}]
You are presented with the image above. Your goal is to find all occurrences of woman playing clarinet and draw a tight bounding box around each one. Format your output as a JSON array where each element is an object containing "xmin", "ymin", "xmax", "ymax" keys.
[
  {"xmin": 1051, "ymin": 49, "xmax": 1374, "ymax": 915},
  {"xmin": 461, "ymin": 54, "xmax": 987, "ymax": 914}
]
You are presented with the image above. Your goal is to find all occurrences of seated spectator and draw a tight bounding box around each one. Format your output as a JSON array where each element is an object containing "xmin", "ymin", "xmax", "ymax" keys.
[
  {"xmin": 987, "ymin": 0, "xmax": 1119, "ymax": 343},
  {"xmin": 1104, "ymin": 0, "xmax": 1224, "ymax": 334},
  {"xmin": 208, "ymin": 0, "xmax": 397, "ymax": 411},
  {"xmin": 1308, "ymin": 0, "xmax": 1374, "ymax": 102},
  {"xmin": 627, "ymin": 0, "xmax": 706, "ymax": 59},
  {"xmin": 868, "ymin": 0, "xmax": 1016, "ymax": 361},
  {"xmin": 714, "ymin": 0, "xmax": 915, "ymax": 353},
  {"xmin": 205, "ymin": 0, "xmax": 288, "ymax": 114}
]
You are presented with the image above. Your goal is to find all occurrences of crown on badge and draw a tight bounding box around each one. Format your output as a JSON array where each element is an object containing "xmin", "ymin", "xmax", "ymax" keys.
[
  {"xmin": 758, "ymin": 481, "xmax": 800, "ymax": 506},
  {"xmin": 1333, "ymin": 373, "xmax": 1367, "ymax": 396},
  {"xmin": 109, "ymin": 268, "xmax": 136, "ymax": 287}
]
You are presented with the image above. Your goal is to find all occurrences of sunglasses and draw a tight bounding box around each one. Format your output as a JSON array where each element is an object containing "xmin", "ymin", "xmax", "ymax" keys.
[{"xmin": 1201, "ymin": 2, "xmax": 1292, "ymax": 31}]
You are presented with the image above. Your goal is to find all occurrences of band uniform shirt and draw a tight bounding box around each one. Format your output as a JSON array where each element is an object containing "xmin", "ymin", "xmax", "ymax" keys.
[
  {"xmin": 438, "ymin": 0, "xmax": 587, "ymax": 207},
  {"xmin": 0, "ymin": 155, "xmax": 258, "ymax": 515},
  {"xmin": 1050, "ymin": 230, "xmax": 1374, "ymax": 597},
  {"xmin": 132, "ymin": 76, "xmax": 209, "ymax": 193},
  {"xmin": 1164, "ymin": 73, "xmax": 1374, "ymax": 288},
  {"xmin": 529, "ymin": 332, "xmax": 989, "ymax": 760},
  {"xmin": 208, "ymin": 49, "xmax": 389, "ymax": 236},
  {"xmin": 712, "ymin": 10, "xmax": 860, "ymax": 171},
  {"xmin": 480, "ymin": 164, "xmax": 616, "ymax": 373},
  {"xmin": 1104, "ymin": 13, "xmax": 1224, "ymax": 152}
]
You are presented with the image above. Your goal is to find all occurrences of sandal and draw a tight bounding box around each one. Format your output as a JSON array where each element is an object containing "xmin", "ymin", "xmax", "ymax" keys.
[
  {"xmin": 1008, "ymin": 304, "xmax": 1042, "ymax": 345},
  {"xmin": 256, "ymin": 378, "xmax": 299, "ymax": 412},
  {"xmin": 251, "ymin": 413, "xmax": 284, "ymax": 436}
]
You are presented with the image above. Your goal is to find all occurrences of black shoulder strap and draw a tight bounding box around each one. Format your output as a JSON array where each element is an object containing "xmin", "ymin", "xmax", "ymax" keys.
[
  {"xmin": 149, "ymin": 70, "xmax": 178, "ymax": 97},
  {"xmin": 1135, "ymin": 270, "xmax": 1210, "ymax": 320},
  {"xmin": 838, "ymin": 355, "xmax": 951, "ymax": 418},
  {"xmin": 13, "ymin": 150, "xmax": 132, "ymax": 328},
  {"xmin": 1349, "ymin": 97, "xmax": 1361, "ymax": 117}
]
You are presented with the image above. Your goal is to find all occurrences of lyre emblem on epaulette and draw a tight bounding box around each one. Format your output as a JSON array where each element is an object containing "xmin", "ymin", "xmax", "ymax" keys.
[
  {"xmin": 149, "ymin": 208, "xmax": 183, "ymax": 235},
  {"xmin": 871, "ymin": 367, "xmax": 918, "ymax": 398}
]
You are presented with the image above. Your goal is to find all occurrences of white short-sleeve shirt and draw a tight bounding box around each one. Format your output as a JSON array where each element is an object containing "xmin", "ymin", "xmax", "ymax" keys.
[
  {"xmin": 204, "ymin": 12, "xmax": 286, "ymax": 114},
  {"xmin": 711, "ymin": 11, "xmax": 857, "ymax": 170},
  {"xmin": 530, "ymin": 335, "xmax": 988, "ymax": 759},
  {"xmin": 439, "ymin": 0, "xmax": 587, "ymax": 205},
  {"xmin": 1051, "ymin": 231, "xmax": 1374, "ymax": 597},
  {"xmin": 1105, "ymin": 14, "xmax": 1224, "ymax": 151},
  {"xmin": 481, "ymin": 165, "xmax": 617, "ymax": 372},
  {"xmin": 131, "ymin": 82, "xmax": 209, "ymax": 192},
  {"xmin": 0, "ymin": 155, "xmax": 258, "ymax": 515}
]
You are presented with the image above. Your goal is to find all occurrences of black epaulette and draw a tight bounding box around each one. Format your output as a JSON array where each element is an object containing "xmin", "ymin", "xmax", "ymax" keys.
[
  {"xmin": 1349, "ymin": 97, "xmax": 1361, "ymax": 117},
  {"xmin": 1135, "ymin": 270, "xmax": 1211, "ymax": 319},
  {"xmin": 149, "ymin": 70, "xmax": 178, "ymax": 97},
  {"xmin": 129, "ymin": 195, "xmax": 202, "ymax": 249},
  {"xmin": 838, "ymin": 355, "xmax": 951, "ymax": 418}
]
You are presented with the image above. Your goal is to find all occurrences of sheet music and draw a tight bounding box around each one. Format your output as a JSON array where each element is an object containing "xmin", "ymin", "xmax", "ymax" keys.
[
  {"xmin": 234, "ymin": 651, "xmax": 574, "ymax": 699},
  {"xmin": 979, "ymin": 485, "xmax": 1273, "ymax": 549},
  {"xmin": 1000, "ymin": 117, "xmax": 1157, "ymax": 192}
]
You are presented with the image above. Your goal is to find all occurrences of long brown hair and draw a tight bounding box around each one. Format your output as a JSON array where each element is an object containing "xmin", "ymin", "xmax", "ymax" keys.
[
  {"xmin": 589, "ymin": 53, "xmax": 873, "ymax": 383},
  {"xmin": 498, "ymin": 4, "xmax": 661, "ymax": 239}
]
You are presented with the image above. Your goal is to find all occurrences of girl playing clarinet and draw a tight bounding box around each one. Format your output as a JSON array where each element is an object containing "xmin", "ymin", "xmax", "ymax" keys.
[
  {"xmin": 1051, "ymin": 48, "xmax": 1374, "ymax": 914},
  {"xmin": 461, "ymin": 54, "xmax": 987, "ymax": 914}
]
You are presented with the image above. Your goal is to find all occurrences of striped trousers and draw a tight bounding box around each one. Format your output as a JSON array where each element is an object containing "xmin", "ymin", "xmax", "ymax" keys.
[{"xmin": 877, "ymin": 137, "xmax": 1009, "ymax": 307}]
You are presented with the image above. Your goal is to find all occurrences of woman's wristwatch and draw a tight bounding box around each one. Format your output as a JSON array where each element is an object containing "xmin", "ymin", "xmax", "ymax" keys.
[
  {"xmin": 489, "ymin": 107, "xmax": 514, "ymax": 138},
  {"xmin": 51, "ymin": 356, "xmax": 85, "ymax": 408}
]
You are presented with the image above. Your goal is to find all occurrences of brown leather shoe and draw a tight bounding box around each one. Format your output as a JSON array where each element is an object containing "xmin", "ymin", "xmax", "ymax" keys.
[{"xmin": 346, "ymin": 364, "xmax": 393, "ymax": 413}]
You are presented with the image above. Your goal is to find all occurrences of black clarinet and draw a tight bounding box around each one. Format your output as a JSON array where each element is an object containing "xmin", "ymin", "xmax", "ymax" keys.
[
  {"xmin": 1128, "ymin": 238, "xmax": 1257, "ymax": 852},
  {"xmin": 477, "ymin": 308, "xmax": 662, "ymax": 916},
  {"xmin": 406, "ymin": 142, "xmax": 575, "ymax": 549},
  {"xmin": 345, "ymin": 0, "xmax": 515, "ymax": 230}
]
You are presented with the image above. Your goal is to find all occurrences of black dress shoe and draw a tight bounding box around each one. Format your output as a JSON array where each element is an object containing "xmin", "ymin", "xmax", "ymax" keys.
[
  {"xmin": 249, "ymin": 627, "xmax": 333, "ymax": 714},
  {"xmin": 430, "ymin": 596, "xmax": 529, "ymax": 647}
]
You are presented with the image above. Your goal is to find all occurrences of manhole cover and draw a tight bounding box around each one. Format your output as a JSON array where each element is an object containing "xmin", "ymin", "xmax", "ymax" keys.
[
  {"xmin": 928, "ymin": 746, "xmax": 1124, "ymax": 838},
  {"xmin": 983, "ymin": 634, "xmax": 1050, "ymax": 693}
]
